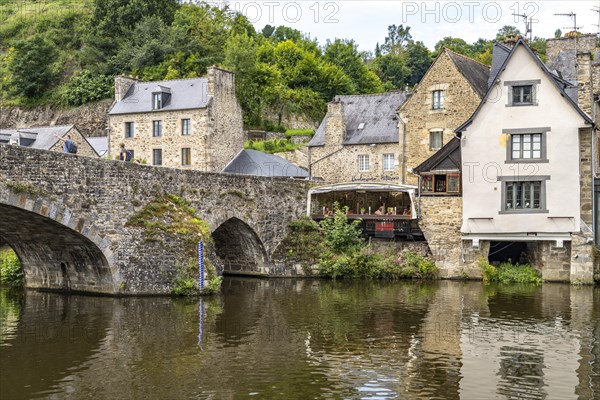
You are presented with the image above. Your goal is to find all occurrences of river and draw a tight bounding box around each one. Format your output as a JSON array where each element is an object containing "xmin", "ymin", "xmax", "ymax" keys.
[{"xmin": 0, "ymin": 279, "xmax": 598, "ymax": 399}]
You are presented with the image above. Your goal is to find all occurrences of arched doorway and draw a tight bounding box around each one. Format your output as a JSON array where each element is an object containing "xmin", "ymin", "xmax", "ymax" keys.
[{"xmin": 212, "ymin": 218, "xmax": 269, "ymax": 275}]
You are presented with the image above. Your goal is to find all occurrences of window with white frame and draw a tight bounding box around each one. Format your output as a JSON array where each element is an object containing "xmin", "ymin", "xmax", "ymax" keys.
[
  {"xmin": 432, "ymin": 90, "xmax": 444, "ymax": 109},
  {"xmin": 152, "ymin": 120, "xmax": 162, "ymax": 137},
  {"xmin": 511, "ymin": 133, "xmax": 541, "ymax": 159},
  {"xmin": 124, "ymin": 122, "xmax": 134, "ymax": 138},
  {"xmin": 182, "ymin": 119, "xmax": 191, "ymax": 135},
  {"xmin": 152, "ymin": 93, "xmax": 162, "ymax": 110},
  {"xmin": 383, "ymin": 154, "xmax": 395, "ymax": 171},
  {"xmin": 429, "ymin": 130, "xmax": 443, "ymax": 150},
  {"xmin": 358, "ymin": 155, "xmax": 369, "ymax": 172}
]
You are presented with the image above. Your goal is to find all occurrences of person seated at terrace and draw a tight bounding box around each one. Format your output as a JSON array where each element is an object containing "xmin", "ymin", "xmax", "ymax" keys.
[
  {"xmin": 403, "ymin": 207, "xmax": 411, "ymax": 216},
  {"xmin": 375, "ymin": 205, "xmax": 384, "ymax": 215}
]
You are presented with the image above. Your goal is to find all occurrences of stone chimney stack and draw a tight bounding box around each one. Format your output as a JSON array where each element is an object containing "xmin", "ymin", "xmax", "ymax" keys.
[
  {"xmin": 325, "ymin": 99, "xmax": 345, "ymax": 146},
  {"xmin": 207, "ymin": 66, "xmax": 236, "ymax": 99},
  {"xmin": 546, "ymin": 33, "xmax": 596, "ymax": 66},
  {"xmin": 577, "ymin": 52, "xmax": 593, "ymax": 116},
  {"xmin": 114, "ymin": 76, "xmax": 139, "ymax": 102}
]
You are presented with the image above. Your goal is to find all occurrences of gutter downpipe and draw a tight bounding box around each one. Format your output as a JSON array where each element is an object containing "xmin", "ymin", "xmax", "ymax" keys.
[{"xmin": 399, "ymin": 114, "xmax": 407, "ymax": 184}]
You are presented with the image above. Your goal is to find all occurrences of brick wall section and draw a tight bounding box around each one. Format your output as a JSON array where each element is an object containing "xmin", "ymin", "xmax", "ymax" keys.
[
  {"xmin": 0, "ymin": 145, "xmax": 309, "ymax": 294},
  {"xmin": 108, "ymin": 68, "xmax": 244, "ymax": 172},
  {"xmin": 400, "ymin": 51, "xmax": 484, "ymax": 185}
]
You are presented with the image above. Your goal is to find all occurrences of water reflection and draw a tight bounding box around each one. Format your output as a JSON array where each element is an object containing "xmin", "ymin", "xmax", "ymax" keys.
[{"xmin": 0, "ymin": 280, "xmax": 598, "ymax": 399}]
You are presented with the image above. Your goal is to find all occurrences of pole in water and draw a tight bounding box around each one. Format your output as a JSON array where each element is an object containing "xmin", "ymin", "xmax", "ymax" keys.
[{"xmin": 198, "ymin": 241, "xmax": 205, "ymax": 290}]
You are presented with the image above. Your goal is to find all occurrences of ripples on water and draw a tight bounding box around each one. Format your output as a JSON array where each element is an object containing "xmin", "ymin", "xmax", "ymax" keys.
[{"xmin": 0, "ymin": 280, "xmax": 598, "ymax": 399}]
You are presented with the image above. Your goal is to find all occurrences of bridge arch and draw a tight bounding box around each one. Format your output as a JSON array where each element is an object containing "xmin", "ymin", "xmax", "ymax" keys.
[
  {"xmin": 0, "ymin": 199, "xmax": 116, "ymax": 294},
  {"xmin": 212, "ymin": 217, "xmax": 270, "ymax": 275}
]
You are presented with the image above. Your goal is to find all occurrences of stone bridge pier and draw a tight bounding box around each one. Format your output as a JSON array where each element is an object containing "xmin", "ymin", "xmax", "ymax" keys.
[{"xmin": 0, "ymin": 145, "xmax": 309, "ymax": 295}]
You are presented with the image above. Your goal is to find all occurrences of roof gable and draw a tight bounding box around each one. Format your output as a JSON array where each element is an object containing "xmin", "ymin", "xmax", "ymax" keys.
[
  {"xmin": 445, "ymin": 50, "xmax": 490, "ymax": 98},
  {"xmin": 109, "ymin": 77, "xmax": 209, "ymax": 115},
  {"xmin": 456, "ymin": 38, "xmax": 593, "ymax": 133},
  {"xmin": 414, "ymin": 137, "xmax": 461, "ymax": 174},
  {"xmin": 309, "ymin": 91, "xmax": 407, "ymax": 147},
  {"xmin": 222, "ymin": 149, "xmax": 308, "ymax": 178}
]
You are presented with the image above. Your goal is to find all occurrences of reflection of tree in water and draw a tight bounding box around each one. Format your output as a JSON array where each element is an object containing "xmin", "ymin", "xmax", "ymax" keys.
[
  {"xmin": 497, "ymin": 346, "xmax": 546, "ymax": 399},
  {"xmin": 0, "ymin": 289, "xmax": 23, "ymax": 346}
]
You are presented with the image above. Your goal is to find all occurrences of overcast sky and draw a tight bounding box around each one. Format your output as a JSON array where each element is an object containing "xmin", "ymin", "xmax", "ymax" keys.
[{"xmin": 216, "ymin": 0, "xmax": 600, "ymax": 52}]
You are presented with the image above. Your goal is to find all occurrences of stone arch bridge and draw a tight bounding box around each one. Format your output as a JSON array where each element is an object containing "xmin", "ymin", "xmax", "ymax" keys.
[{"xmin": 0, "ymin": 145, "xmax": 309, "ymax": 295}]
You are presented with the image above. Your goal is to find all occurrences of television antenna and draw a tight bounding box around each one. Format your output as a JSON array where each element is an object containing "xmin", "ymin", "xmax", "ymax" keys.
[
  {"xmin": 512, "ymin": 12, "xmax": 535, "ymax": 41},
  {"xmin": 593, "ymin": 3, "xmax": 600, "ymax": 37},
  {"xmin": 554, "ymin": 12, "xmax": 582, "ymax": 33}
]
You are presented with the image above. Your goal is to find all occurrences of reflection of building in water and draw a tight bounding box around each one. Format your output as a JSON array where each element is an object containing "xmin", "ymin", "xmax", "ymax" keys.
[{"xmin": 458, "ymin": 285, "xmax": 595, "ymax": 399}]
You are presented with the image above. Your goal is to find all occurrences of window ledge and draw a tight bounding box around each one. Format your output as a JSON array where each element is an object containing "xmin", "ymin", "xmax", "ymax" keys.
[
  {"xmin": 506, "ymin": 103, "xmax": 539, "ymax": 107},
  {"xmin": 505, "ymin": 159, "xmax": 549, "ymax": 164},
  {"xmin": 499, "ymin": 209, "xmax": 549, "ymax": 215}
]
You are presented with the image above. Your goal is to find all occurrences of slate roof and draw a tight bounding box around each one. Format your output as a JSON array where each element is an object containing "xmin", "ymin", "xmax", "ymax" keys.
[
  {"xmin": 445, "ymin": 50, "xmax": 490, "ymax": 98},
  {"xmin": 0, "ymin": 125, "xmax": 74, "ymax": 150},
  {"xmin": 222, "ymin": 149, "xmax": 308, "ymax": 178},
  {"xmin": 488, "ymin": 42, "xmax": 511, "ymax": 88},
  {"xmin": 456, "ymin": 37, "xmax": 593, "ymax": 134},
  {"xmin": 109, "ymin": 77, "xmax": 209, "ymax": 115},
  {"xmin": 308, "ymin": 91, "xmax": 408, "ymax": 147},
  {"xmin": 414, "ymin": 137, "xmax": 461, "ymax": 174},
  {"xmin": 87, "ymin": 136, "xmax": 109, "ymax": 157}
]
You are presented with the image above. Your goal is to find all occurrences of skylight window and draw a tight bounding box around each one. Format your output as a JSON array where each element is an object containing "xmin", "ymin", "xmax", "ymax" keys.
[{"xmin": 358, "ymin": 123, "xmax": 365, "ymax": 130}]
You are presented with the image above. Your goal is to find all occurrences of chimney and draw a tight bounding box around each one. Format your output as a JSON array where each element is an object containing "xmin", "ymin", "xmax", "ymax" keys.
[
  {"xmin": 207, "ymin": 66, "xmax": 236, "ymax": 99},
  {"xmin": 114, "ymin": 76, "xmax": 140, "ymax": 102},
  {"xmin": 325, "ymin": 99, "xmax": 345, "ymax": 146},
  {"xmin": 577, "ymin": 52, "xmax": 593, "ymax": 116}
]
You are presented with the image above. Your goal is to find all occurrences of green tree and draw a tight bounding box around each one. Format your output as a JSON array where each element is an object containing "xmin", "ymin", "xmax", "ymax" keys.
[
  {"xmin": 6, "ymin": 34, "xmax": 58, "ymax": 98},
  {"xmin": 381, "ymin": 24, "xmax": 412, "ymax": 55},
  {"xmin": 434, "ymin": 37, "xmax": 472, "ymax": 56},
  {"xmin": 65, "ymin": 70, "xmax": 113, "ymax": 106},
  {"xmin": 370, "ymin": 53, "xmax": 410, "ymax": 89},
  {"xmin": 496, "ymin": 25, "xmax": 521, "ymax": 41},
  {"xmin": 324, "ymin": 39, "xmax": 384, "ymax": 93},
  {"xmin": 319, "ymin": 203, "xmax": 364, "ymax": 253},
  {"xmin": 554, "ymin": 29, "xmax": 562, "ymax": 39},
  {"xmin": 406, "ymin": 40, "xmax": 432, "ymax": 86}
]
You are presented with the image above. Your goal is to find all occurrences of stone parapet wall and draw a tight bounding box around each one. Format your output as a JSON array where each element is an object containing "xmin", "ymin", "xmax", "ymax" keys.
[{"xmin": 0, "ymin": 145, "xmax": 309, "ymax": 294}]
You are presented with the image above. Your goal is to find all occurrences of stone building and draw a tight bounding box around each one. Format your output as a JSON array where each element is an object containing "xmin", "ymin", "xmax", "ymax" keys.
[
  {"xmin": 399, "ymin": 49, "xmax": 489, "ymax": 277},
  {"xmin": 399, "ymin": 49, "xmax": 489, "ymax": 186},
  {"xmin": 457, "ymin": 37, "xmax": 597, "ymax": 283},
  {"xmin": 0, "ymin": 125, "xmax": 98, "ymax": 157},
  {"xmin": 307, "ymin": 91, "xmax": 408, "ymax": 183},
  {"xmin": 108, "ymin": 67, "xmax": 244, "ymax": 172}
]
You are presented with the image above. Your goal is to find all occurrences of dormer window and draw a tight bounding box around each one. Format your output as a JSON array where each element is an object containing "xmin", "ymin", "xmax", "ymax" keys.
[
  {"xmin": 152, "ymin": 85, "xmax": 171, "ymax": 110},
  {"xmin": 152, "ymin": 93, "xmax": 162, "ymax": 110}
]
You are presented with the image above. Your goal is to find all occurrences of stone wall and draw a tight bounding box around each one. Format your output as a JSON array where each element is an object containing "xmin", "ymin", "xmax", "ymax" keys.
[
  {"xmin": 206, "ymin": 67, "xmax": 245, "ymax": 172},
  {"xmin": 109, "ymin": 108, "xmax": 209, "ymax": 167},
  {"xmin": 527, "ymin": 241, "xmax": 572, "ymax": 281},
  {"xmin": 310, "ymin": 142, "xmax": 400, "ymax": 182},
  {"xmin": 0, "ymin": 100, "xmax": 112, "ymax": 137},
  {"xmin": 400, "ymin": 51, "xmax": 484, "ymax": 185},
  {"xmin": 0, "ymin": 145, "xmax": 309, "ymax": 294},
  {"xmin": 419, "ymin": 196, "xmax": 483, "ymax": 278},
  {"xmin": 274, "ymin": 149, "xmax": 309, "ymax": 169},
  {"xmin": 546, "ymin": 34, "xmax": 597, "ymax": 66}
]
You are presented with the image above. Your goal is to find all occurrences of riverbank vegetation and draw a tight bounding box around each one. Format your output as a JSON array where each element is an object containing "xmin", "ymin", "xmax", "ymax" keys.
[
  {"xmin": 479, "ymin": 258, "xmax": 542, "ymax": 285},
  {"xmin": 278, "ymin": 203, "xmax": 438, "ymax": 280},
  {"xmin": 1, "ymin": 1, "xmax": 544, "ymax": 129},
  {"xmin": 0, "ymin": 246, "xmax": 23, "ymax": 288},
  {"xmin": 243, "ymin": 139, "xmax": 305, "ymax": 154}
]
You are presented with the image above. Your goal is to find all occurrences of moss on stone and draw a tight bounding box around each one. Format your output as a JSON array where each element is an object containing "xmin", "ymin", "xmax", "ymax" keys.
[
  {"xmin": 6, "ymin": 181, "xmax": 42, "ymax": 196},
  {"xmin": 125, "ymin": 194, "xmax": 211, "ymax": 256}
]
